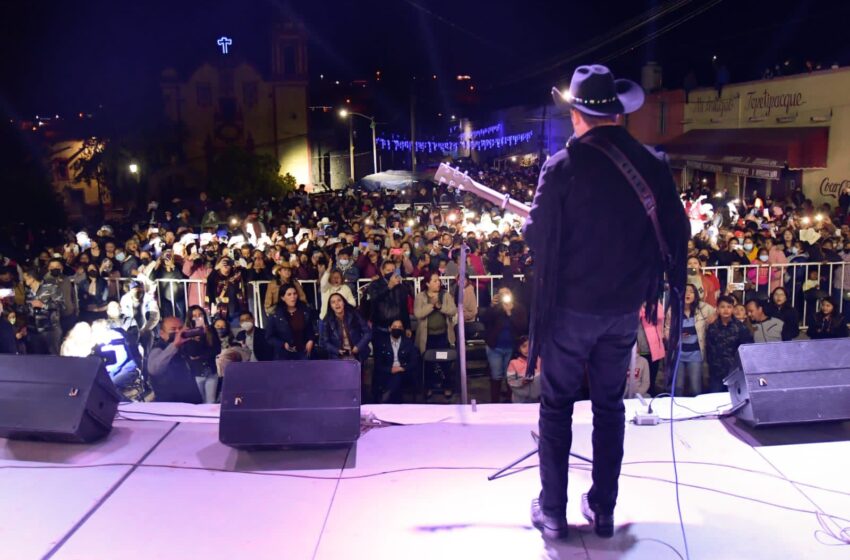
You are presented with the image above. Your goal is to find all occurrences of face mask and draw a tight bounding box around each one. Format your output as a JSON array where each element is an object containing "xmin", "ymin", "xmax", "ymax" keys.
[
  {"xmin": 759, "ymin": 255, "xmax": 769, "ymax": 262},
  {"xmin": 194, "ymin": 317, "xmax": 205, "ymax": 328},
  {"xmin": 338, "ymin": 259, "xmax": 349, "ymax": 267},
  {"xmin": 216, "ymin": 328, "xmax": 229, "ymax": 337},
  {"xmin": 836, "ymin": 244, "xmax": 845, "ymax": 252},
  {"xmin": 8, "ymin": 317, "xmax": 15, "ymax": 325},
  {"xmin": 240, "ymin": 321, "xmax": 253, "ymax": 331},
  {"xmin": 743, "ymin": 243, "xmax": 754, "ymax": 251},
  {"xmin": 167, "ymin": 332, "xmax": 177, "ymax": 343},
  {"xmin": 790, "ymin": 247, "xmax": 799, "ymax": 255},
  {"xmin": 687, "ymin": 267, "xmax": 698, "ymax": 275},
  {"xmin": 115, "ymin": 252, "xmax": 125, "ymax": 262},
  {"xmin": 49, "ymin": 269, "xmax": 61, "ymax": 278},
  {"xmin": 403, "ymin": 251, "xmax": 411, "ymax": 257},
  {"xmin": 729, "ymin": 245, "xmax": 738, "ymax": 252},
  {"xmin": 384, "ymin": 273, "xmax": 394, "ymax": 282},
  {"xmin": 391, "ymin": 328, "xmax": 404, "ymax": 339},
  {"xmin": 141, "ymin": 258, "xmax": 151, "ymax": 265},
  {"xmin": 87, "ymin": 270, "xmax": 98, "ymax": 278}
]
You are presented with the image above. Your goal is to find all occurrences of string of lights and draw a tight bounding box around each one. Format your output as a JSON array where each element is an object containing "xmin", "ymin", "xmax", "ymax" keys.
[{"xmin": 377, "ymin": 131, "xmax": 533, "ymax": 153}]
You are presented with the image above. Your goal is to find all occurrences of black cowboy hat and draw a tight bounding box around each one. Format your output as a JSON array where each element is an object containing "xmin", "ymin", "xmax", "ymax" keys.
[{"xmin": 551, "ymin": 64, "xmax": 645, "ymax": 117}]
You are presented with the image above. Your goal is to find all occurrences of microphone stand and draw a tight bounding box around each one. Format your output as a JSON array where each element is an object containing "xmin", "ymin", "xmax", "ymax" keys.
[{"xmin": 456, "ymin": 242, "xmax": 469, "ymax": 405}]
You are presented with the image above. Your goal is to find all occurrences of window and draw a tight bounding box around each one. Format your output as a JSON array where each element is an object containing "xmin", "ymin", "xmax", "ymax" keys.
[
  {"xmin": 196, "ymin": 83, "xmax": 212, "ymax": 108},
  {"xmin": 243, "ymin": 82, "xmax": 258, "ymax": 109},
  {"xmin": 219, "ymin": 98, "xmax": 237, "ymax": 121}
]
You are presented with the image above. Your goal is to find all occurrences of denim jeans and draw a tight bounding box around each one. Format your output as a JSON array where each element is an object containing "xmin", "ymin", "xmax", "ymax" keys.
[
  {"xmin": 486, "ymin": 346, "xmax": 513, "ymax": 380},
  {"xmin": 671, "ymin": 359, "xmax": 703, "ymax": 396},
  {"xmin": 538, "ymin": 306, "xmax": 638, "ymax": 518},
  {"xmin": 195, "ymin": 375, "xmax": 219, "ymax": 404}
]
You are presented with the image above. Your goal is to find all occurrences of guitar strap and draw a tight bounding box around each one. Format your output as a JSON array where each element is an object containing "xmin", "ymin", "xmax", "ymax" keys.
[{"xmin": 581, "ymin": 135, "xmax": 683, "ymax": 386}]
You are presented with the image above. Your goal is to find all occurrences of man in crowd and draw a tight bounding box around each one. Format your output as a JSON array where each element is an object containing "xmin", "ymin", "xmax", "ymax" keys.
[
  {"xmin": 372, "ymin": 319, "xmax": 420, "ymax": 403},
  {"xmin": 147, "ymin": 316, "xmax": 204, "ymax": 403},
  {"xmin": 745, "ymin": 299, "xmax": 783, "ymax": 343},
  {"xmin": 22, "ymin": 269, "xmax": 65, "ymax": 354},
  {"xmin": 235, "ymin": 311, "xmax": 272, "ymax": 361},
  {"xmin": 365, "ymin": 259, "xmax": 411, "ymax": 357}
]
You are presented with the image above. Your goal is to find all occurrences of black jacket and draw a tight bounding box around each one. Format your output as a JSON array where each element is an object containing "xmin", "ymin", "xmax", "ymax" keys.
[
  {"xmin": 808, "ymin": 313, "xmax": 848, "ymax": 339},
  {"xmin": 146, "ymin": 339, "xmax": 203, "ymax": 404},
  {"xmin": 235, "ymin": 327, "xmax": 274, "ymax": 361},
  {"xmin": 0, "ymin": 318, "xmax": 16, "ymax": 354},
  {"xmin": 765, "ymin": 303, "xmax": 800, "ymax": 341},
  {"xmin": 373, "ymin": 335, "xmax": 420, "ymax": 378},
  {"xmin": 366, "ymin": 278, "xmax": 411, "ymax": 330},
  {"xmin": 480, "ymin": 303, "xmax": 528, "ymax": 349},
  {"xmin": 266, "ymin": 303, "xmax": 319, "ymax": 359},
  {"xmin": 321, "ymin": 311, "xmax": 372, "ymax": 360},
  {"xmin": 524, "ymin": 125, "xmax": 689, "ymax": 316}
]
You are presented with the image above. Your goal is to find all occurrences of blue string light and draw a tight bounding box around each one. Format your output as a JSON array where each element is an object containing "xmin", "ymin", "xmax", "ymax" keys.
[{"xmin": 377, "ymin": 131, "xmax": 533, "ymax": 153}]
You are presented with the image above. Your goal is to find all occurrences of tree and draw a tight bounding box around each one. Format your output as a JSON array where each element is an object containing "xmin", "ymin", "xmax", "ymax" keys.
[{"xmin": 208, "ymin": 146, "xmax": 295, "ymax": 201}]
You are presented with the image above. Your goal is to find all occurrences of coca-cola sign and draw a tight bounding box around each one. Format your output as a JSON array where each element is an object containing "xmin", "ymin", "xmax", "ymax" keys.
[
  {"xmin": 745, "ymin": 89, "xmax": 805, "ymax": 117},
  {"xmin": 819, "ymin": 177, "xmax": 850, "ymax": 199}
]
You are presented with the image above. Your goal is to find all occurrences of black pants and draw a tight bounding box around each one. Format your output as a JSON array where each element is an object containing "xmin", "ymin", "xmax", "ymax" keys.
[{"xmin": 538, "ymin": 306, "xmax": 638, "ymax": 518}]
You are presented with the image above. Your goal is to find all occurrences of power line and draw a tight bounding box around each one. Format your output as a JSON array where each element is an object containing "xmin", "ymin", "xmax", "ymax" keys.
[{"xmin": 491, "ymin": 0, "xmax": 695, "ymax": 89}]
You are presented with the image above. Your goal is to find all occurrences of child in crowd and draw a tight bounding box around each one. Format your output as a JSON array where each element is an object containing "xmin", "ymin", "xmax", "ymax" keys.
[
  {"xmin": 624, "ymin": 344, "xmax": 650, "ymax": 399},
  {"xmin": 506, "ymin": 336, "xmax": 540, "ymax": 403}
]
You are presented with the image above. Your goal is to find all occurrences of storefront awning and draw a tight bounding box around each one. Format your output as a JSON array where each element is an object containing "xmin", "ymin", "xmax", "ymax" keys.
[{"xmin": 662, "ymin": 127, "xmax": 829, "ymax": 171}]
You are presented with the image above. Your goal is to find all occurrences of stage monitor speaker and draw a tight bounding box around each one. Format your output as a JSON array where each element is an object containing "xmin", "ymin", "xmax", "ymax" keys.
[
  {"xmin": 219, "ymin": 360, "xmax": 361, "ymax": 449},
  {"xmin": 725, "ymin": 339, "xmax": 850, "ymax": 427},
  {"xmin": 0, "ymin": 355, "xmax": 120, "ymax": 442}
]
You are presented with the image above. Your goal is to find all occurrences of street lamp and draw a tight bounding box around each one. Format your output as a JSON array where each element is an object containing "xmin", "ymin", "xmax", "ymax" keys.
[
  {"xmin": 128, "ymin": 163, "xmax": 139, "ymax": 174},
  {"xmin": 338, "ymin": 109, "xmax": 377, "ymax": 179}
]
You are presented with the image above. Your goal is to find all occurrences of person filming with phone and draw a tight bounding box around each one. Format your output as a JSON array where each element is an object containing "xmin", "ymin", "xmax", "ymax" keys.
[{"xmin": 146, "ymin": 316, "xmax": 205, "ymax": 403}]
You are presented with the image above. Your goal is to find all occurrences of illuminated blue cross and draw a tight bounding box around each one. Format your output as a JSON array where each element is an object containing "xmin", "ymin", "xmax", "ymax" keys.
[{"xmin": 217, "ymin": 37, "xmax": 233, "ymax": 54}]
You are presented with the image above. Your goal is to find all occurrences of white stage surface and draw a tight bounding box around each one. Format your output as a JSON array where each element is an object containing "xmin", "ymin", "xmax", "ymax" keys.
[{"xmin": 2, "ymin": 394, "xmax": 849, "ymax": 560}]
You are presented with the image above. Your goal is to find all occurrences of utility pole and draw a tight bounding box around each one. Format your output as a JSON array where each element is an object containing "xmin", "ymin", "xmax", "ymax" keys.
[
  {"xmin": 410, "ymin": 92, "xmax": 416, "ymax": 173},
  {"xmin": 348, "ymin": 115, "xmax": 355, "ymax": 181}
]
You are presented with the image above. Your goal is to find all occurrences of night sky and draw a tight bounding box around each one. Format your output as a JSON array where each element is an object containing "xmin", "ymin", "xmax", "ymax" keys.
[{"xmin": 2, "ymin": 0, "xmax": 849, "ymax": 127}]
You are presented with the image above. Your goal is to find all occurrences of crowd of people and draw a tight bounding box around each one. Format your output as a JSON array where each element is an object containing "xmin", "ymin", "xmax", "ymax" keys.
[{"xmin": 1, "ymin": 165, "xmax": 849, "ymax": 404}]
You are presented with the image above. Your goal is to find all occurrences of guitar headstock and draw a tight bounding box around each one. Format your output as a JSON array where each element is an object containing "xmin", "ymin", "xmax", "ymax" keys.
[{"xmin": 434, "ymin": 163, "xmax": 475, "ymax": 192}]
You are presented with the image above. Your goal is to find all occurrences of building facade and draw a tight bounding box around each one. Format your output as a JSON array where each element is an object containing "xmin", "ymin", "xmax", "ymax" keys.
[
  {"xmin": 160, "ymin": 21, "xmax": 311, "ymax": 189},
  {"xmin": 629, "ymin": 68, "xmax": 849, "ymax": 206}
]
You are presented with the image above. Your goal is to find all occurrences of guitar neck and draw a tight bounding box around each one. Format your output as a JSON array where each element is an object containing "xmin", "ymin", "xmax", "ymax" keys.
[{"xmin": 462, "ymin": 177, "xmax": 531, "ymax": 219}]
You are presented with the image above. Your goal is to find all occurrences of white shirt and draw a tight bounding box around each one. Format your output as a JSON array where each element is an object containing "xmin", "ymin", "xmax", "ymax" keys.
[
  {"xmin": 244, "ymin": 330, "xmax": 257, "ymax": 361},
  {"xmin": 391, "ymin": 336, "xmax": 402, "ymax": 368}
]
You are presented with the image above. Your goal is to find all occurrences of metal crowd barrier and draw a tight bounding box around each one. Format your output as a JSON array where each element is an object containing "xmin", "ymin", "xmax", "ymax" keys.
[{"xmin": 71, "ymin": 261, "xmax": 848, "ymax": 330}]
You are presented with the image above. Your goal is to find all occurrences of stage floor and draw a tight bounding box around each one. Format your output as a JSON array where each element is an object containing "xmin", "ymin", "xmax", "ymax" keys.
[{"xmin": 2, "ymin": 395, "xmax": 849, "ymax": 560}]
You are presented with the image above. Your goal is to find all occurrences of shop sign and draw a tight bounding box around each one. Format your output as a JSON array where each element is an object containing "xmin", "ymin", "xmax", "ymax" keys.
[
  {"xmin": 819, "ymin": 177, "xmax": 850, "ymax": 199},
  {"xmin": 691, "ymin": 96, "xmax": 737, "ymax": 118},
  {"xmin": 745, "ymin": 89, "xmax": 805, "ymax": 117}
]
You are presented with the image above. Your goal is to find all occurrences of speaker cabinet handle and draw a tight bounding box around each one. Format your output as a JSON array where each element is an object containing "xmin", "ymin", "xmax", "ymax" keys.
[
  {"xmin": 234, "ymin": 397, "xmax": 243, "ymax": 406},
  {"xmin": 758, "ymin": 378, "xmax": 768, "ymax": 387},
  {"xmin": 69, "ymin": 388, "xmax": 79, "ymax": 397}
]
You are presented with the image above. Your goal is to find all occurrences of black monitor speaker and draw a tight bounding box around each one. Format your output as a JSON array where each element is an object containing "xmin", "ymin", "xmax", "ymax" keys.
[
  {"xmin": 725, "ymin": 339, "xmax": 850, "ymax": 427},
  {"xmin": 219, "ymin": 359, "xmax": 361, "ymax": 449},
  {"xmin": 0, "ymin": 355, "xmax": 120, "ymax": 442}
]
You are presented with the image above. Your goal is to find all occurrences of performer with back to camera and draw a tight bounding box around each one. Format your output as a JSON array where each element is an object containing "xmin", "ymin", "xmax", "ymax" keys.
[{"xmin": 524, "ymin": 65, "xmax": 690, "ymax": 540}]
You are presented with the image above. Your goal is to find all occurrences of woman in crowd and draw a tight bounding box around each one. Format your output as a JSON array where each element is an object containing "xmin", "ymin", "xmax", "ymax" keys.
[
  {"xmin": 321, "ymin": 293, "xmax": 371, "ymax": 363},
  {"xmin": 184, "ymin": 305, "xmax": 220, "ymax": 404},
  {"xmin": 637, "ymin": 302, "xmax": 665, "ymax": 397},
  {"xmin": 687, "ymin": 255, "xmax": 720, "ymax": 308},
  {"xmin": 808, "ymin": 296, "xmax": 849, "ymax": 339},
  {"xmin": 746, "ymin": 247, "xmax": 772, "ymax": 299},
  {"xmin": 414, "ymin": 271, "xmax": 458, "ymax": 398},
  {"xmin": 212, "ymin": 316, "xmax": 250, "ymax": 378},
  {"xmin": 266, "ymin": 284, "xmax": 318, "ymax": 360},
  {"xmin": 767, "ymin": 287, "xmax": 800, "ymax": 341},
  {"xmin": 480, "ymin": 286, "xmax": 528, "ymax": 403},
  {"xmin": 670, "ymin": 284, "xmax": 715, "ymax": 396},
  {"xmin": 77, "ymin": 263, "xmax": 110, "ymax": 323},
  {"xmin": 264, "ymin": 263, "xmax": 307, "ymax": 317},
  {"xmin": 319, "ymin": 266, "xmax": 356, "ymax": 319},
  {"xmin": 506, "ymin": 336, "xmax": 540, "ymax": 404}
]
